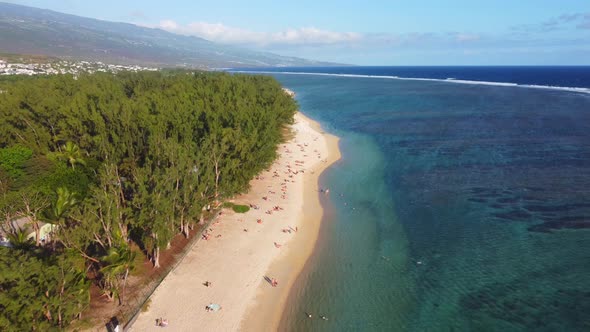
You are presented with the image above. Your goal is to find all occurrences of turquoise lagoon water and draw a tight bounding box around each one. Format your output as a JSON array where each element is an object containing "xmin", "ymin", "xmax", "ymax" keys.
[{"xmin": 266, "ymin": 73, "xmax": 590, "ymax": 331}]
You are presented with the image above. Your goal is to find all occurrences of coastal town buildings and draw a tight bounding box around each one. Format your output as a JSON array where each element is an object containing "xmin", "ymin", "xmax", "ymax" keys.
[{"xmin": 0, "ymin": 59, "xmax": 158, "ymax": 76}]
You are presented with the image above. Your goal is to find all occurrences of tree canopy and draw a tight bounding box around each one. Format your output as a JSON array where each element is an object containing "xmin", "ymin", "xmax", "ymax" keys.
[{"xmin": 0, "ymin": 70, "xmax": 297, "ymax": 329}]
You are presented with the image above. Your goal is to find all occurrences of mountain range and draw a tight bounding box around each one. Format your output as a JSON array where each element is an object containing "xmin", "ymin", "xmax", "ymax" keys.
[{"xmin": 0, "ymin": 2, "xmax": 340, "ymax": 68}]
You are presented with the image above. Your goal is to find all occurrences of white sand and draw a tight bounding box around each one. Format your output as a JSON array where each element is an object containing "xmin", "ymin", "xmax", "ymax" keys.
[{"xmin": 130, "ymin": 112, "xmax": 340, "ymax": 332}]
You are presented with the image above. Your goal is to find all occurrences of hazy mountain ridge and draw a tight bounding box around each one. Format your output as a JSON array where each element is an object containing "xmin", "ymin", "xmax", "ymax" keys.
[{"xmin": 0, "ymin": 2, "xmax": 339, "ymax": 68}]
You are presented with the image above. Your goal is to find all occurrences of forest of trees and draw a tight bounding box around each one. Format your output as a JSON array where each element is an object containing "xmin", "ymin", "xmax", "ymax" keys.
[{"xmin": 0, "ymin": 71, "xmax": 297, "ymax": 330}]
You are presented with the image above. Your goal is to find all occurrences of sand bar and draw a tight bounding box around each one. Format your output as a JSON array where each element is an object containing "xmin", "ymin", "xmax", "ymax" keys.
[{"xmin": 129, "ymin": 112, "xmax": 341, "ymax": 331}]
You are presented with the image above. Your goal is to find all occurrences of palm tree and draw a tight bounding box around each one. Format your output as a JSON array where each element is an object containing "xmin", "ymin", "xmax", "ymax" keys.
[
  {"xmin": 6, "ymin": 229, "xmax": 34, "ymax": 250},
  {"xmin": 100, "ymin": 244, "xmax": 137, "ymax": 305},
  {"xmin": 59, "ymin": 142, "xmax": 86, "ymax": 170},
  {"xmin": 45, "ymin": 187, "xmax": 79, "ymax": 223}
]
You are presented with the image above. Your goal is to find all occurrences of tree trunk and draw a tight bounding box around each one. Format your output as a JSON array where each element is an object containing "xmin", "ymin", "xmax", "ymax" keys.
[
  {"xmin": 33, "ymin": 221, "xmax": 41, "ymax": 246},
  {"xmin": 105, "ymin": 292, "xmax": 115, "ymax": 302},
  {"xmin": 114, "ymin": 165, "xmax": 128, "ymax": 240},
  {"xmin": 180, "ymin": 214, "xmax": 189, "ymax": 238},
  {"xmin": 58, "ymin": 275, "xmax": 65, "ymax": 326},
  {"xmin": 97, "ymin": 201, "xmax": 113, "ymax": 248},
  {"xmin": 179, "ymin": 216, "xmax": 184, "ymax": 237},
  {"xmin": 45, "ymin": 308, "xmax": 52, "ymax": 321},
  {"xmin": 121, "ymin": 268, "xmax": 129, "ymax": 306},
  {"xmin": 118, "ymin": 223, "xmax": 128, "ymax": 242},
  {"xmin": 153, "ymin": 246, "xmax": 160, "ymax": 268},
  {"xmin": 214, "ymin": 158, "xmax": 220, "ymax": 205},
  {"xmin": 184, "ymin": 223, "xmax": 190, "ymax": 237}
]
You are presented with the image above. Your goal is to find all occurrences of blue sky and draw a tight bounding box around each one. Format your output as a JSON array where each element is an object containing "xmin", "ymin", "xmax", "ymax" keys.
[{"xmin": 5, "ymin": 0, "xmax": 590, "ymax": 65}]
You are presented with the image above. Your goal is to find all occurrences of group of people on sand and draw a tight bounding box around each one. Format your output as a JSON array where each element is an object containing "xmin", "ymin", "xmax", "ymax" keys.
[
  {"xmin": 281, "ymin": 226, "xmax": 297, "ymax": 234},
  {"xmin": 156, "ymin": 317, "xmax": 168, "ymax": 327},
  {"xmin": 266, "ymin": 205, "xmax": 284, "ymax": 215},
  {"xmin": 205, "ymin": 304, "xmax": 222, "ymax": 312}
]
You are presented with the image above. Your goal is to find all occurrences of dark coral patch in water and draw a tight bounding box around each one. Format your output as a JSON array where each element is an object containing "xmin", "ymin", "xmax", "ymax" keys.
[
  {"xmin": 493, "ymin": 210, "xmax": 532, "ymax": 221},
  {"xmin": 460, "ymin": 283, "xmax": 590, "ymax": 331},
  {"xmin": 528, "ymin": 218, "xmax": 589, "ymax": 232}
]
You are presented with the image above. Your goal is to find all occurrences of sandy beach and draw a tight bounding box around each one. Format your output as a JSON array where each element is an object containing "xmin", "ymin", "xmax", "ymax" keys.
[{"xmin": 130, "ymin": 112, "xmax": 340, "ymax": 331}]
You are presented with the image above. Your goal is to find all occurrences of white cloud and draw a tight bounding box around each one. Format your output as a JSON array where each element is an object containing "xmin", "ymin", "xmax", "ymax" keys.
[
  {"xmin": 159, "ymin": 19, "xmax": 179, "ymax": 30},
  {"xmin": 269, "ymin": 27, "xmax": 362, "ymax": 45},
  {"xmin": 146, "ymin": 20, "xmax": 496, "ymax": 51},
  {"xmin": 155, "ymin": 20, "xmax": 362, "ymax": 46}
]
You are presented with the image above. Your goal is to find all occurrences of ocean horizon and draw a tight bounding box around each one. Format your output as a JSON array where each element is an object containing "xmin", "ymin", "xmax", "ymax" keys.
[
  {"xmin": 231, "ymin": 66, "xmax": 590, "ymax": 331},
  {"xmin": 233, "ymin": 66, "xmax": 590, "ymax": 94}
]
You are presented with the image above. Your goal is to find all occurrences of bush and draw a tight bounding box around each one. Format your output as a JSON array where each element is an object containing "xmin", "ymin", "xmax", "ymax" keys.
[
  {"xmin": 222, "ymin": 202, "xmax": 250, "ymax": 213},
  {"xmin": 232, "ymin": 204, "xmax": 250, "ymax": 213},
  {"xmin": 141, "ymin": 299, "xmax": 151, "ymax": 313}
]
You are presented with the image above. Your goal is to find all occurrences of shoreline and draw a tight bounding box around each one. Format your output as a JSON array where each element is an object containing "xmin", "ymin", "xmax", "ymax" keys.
[
  {"xmin": 239, "ymin": 113, "xmax": 341, "ymax": 331},
  {"xmin": 129, "ymin": 112, "xmax": 341, "ymax": 331}
]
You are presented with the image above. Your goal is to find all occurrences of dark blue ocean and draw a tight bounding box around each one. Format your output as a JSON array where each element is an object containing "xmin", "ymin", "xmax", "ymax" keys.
[{"xmin": 234, "ymin": 67, "xmax": 590, "ymax": 331}]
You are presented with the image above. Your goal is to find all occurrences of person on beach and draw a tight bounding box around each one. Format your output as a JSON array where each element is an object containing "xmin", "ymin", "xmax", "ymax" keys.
[
  {"xmin": 271, "ymin": 278, "xmax": 278, "ymax": 287},
  {"xmin": 158, "ymin": 318, "xmax": 168, "ymax": 327}
]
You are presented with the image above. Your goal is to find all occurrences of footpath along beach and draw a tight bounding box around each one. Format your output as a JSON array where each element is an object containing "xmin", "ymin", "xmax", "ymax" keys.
[{"xmin": 130, "ymin": 112, "xmax": 340, "ymax": 331}]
